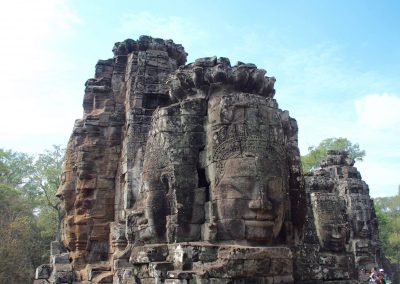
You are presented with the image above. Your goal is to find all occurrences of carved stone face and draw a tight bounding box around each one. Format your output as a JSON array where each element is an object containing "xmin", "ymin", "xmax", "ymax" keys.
[
  {"xmin": 347, "ymin": 195, "xmax": 373, "ymax": 239},
  {"xmin": 57, "ymin": 170, "xmax": 76, "ymax": 213},
  {"xmin": 139, "ymin": 159, "xmax": 169, "ymax": 243},
  {"xmin": 214, "ymin": 155, "xmax": 286, "ymax": 242},
  {"xmin": 311, "ymin": 193, "xmax": 349, "ymax": 252},
  {"xmin": 56, "ymin": 170, "xmax": 77, "ymax": 250},
  {"xmin": 206, "ymin": 92, "xmax": 289, "ymax": 244},
  {"xmin": 353, "ymin": 213, "xmax": 371, "ymax": 239},
  {"xmin": 319, "ymin": 223, "xmax": 348, "ymax": 252}
]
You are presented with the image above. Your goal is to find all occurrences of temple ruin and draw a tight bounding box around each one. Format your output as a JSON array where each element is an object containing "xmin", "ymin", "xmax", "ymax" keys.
[{"xmin": 34, "ymin": 36, "xmax": 386, "ymax": 284}]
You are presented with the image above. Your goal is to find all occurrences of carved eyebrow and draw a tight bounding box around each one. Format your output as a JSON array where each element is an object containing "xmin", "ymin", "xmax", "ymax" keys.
[{"xmin": 218, "ymin": 179, "xmax": 252, "ymax": 195}]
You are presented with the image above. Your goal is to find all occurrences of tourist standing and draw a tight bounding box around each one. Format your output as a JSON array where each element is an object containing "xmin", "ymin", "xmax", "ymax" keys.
[
  {"xmin": 375, "ymin": 272, "xmax": 386, "ymax": 284},
  {"xmin": 370, "ymin": 267, "xmax": 377, "ymax": 282}
]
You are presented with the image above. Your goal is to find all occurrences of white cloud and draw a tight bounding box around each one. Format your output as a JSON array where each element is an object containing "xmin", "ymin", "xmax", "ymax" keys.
[
  {"xmin": 352, "ymin": 94, "xmax": 400, "ymax": 159},
  {"xmin": 357, "ymin": 160, "xmax": 400, "ymax": 198},
  {"xmin": 349, "ymin": 93, "xmax": 400, "ymax": 197},
  {"xmin": 265, "ymin": 43, "xmax": 400, "ymax": 197},
  {"xmin": 275, "ymin": 43, "xmax": 391, "ymax": 105},
  {"xmin": 355, "ymin": 93, "xmax": 400, "ymax": 129},
  {"xmin": 0, "ymin": 0, "xmax": 81, "ymax": 87},
  {"xmin": 0, "ymin": 0, "xmax": 82, "ymax": 153},
  {"xmin": 118, "ymin": 11, "xmax": 209, "ymax": 52},
  {"xmin": 0, "ymin": 0, "xmax": 80, "ymax": 65}
]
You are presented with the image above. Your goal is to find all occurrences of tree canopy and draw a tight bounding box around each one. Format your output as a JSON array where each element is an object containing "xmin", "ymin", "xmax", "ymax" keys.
[
  {"xmin": 0, "ymin": 146, "xmax": 64, "ymax": 283},
  {"xmin": 374, "ymin": 193, "xmax": 400, "ymax": 265},
  {"xmin": 301, "ymin": 137, "xmax": 366, "ymax": 172}
]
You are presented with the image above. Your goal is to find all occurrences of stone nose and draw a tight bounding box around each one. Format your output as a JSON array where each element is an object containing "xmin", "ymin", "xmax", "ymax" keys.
[
  {"xmin": 248, "ymin": 182, "xmax": 273, "ymax": 211},
  {"xmin": 248, "ymin": 197, "xmax": 273, "ymax": 211},
  {"xmin": 360, "ymin": 222, "xmax": 370, "ymax": 236},
  {"xmin": 331, "ymin": 226, "xmax": 342, "ymax": 239}
]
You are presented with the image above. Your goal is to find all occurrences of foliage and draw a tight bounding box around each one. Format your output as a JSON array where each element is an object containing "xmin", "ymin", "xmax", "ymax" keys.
[
  {"xmin": 0, "ymin": 184, "xmax": 33, "ymax": 224},
  {"xmin": 374, "ymin": 194, "xmax": 400, "ymax": 264},
  {"xmin": 0, "ymin": 184, "xmax": 40, "ymax": 283},
  {"xmin": 0, "ymin": 149, "xmax": 36, "ymax": 198},
  {"xmin": 32, "ymin": 145, "xmax": 65, "ymax": 241},
  {"xmin": 301, "ymin": 137, "xmax": 366, "ymax": 172},
  {"xmin": 0, "ymin": 146, "xmax": 64, "ymax": 283},
  {"xmin": 32, "ymin": 145, "xmax": 64, "ymax": 206}
]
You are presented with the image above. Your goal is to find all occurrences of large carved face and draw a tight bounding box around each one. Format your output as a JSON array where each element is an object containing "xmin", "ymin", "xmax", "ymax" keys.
[
  {"xmin": 214, "ymin": 153, "xmax": 287, "ymax": 242},
  {"xmin": 207, "ymin": 92, "xmax": 289, "ymax": 243},
  {"xmin": 56, "ymin": 169, "xmax": 77, "ymax": 250},
  {"xmin": 352, "ymin": 210, "xmax": 371, "ymax": 239},
  {"xmin": 57, "ymin": 170, "xmax": 76, "ymax": 213},
  {"xmin": 138, "ymin": 155, "xmax": 169, "ymax": 243},
  {"xmin": 311, "ymin": 193, "xmax": 349, "ymax": 251},
  {"xmin": 347, "ymin": 195, "xmax": 373, "ymax": 239},
  {"xmin": 319, "ymin": 223, "xmax": 348, "ymax": 252}
]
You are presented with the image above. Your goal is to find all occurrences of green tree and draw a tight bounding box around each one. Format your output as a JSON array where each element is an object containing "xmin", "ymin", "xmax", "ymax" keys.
[
  {"xmin": 374, "ymin": 200, "xmax": 391, "ymax": 253},
  {"xmin": 388, "ymin": 218, "xmax": 400, "ymax": 265},
  {"xmin": 0, "ymin": 184, "xmax": 38, "ymax": 283},
  {"xmin": 301, "ymin": 137, "xmax": 366, "ymax": 172},
  {"xmin": 0, "ymin": 149, "xmax": 35, "ymax": 195},
  {"xmin": 0, "ymin": 146, "xmax": 64, "ymax": 283},
  {"xmin": 32, "ymin": 145, "xmax": 64, "ymax": 241},
  {"xmin": 374, "ymin": 193, "xmax": 400, "ymax": 265}
]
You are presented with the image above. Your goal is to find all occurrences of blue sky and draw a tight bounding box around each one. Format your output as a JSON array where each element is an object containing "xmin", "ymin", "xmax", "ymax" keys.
[{"xmin": 0, "ymin": 0, "xmax": 399, "ymax": 197}]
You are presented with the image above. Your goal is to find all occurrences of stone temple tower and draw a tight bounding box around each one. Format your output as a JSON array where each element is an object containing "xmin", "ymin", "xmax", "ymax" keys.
[{"xmin": 34, "ymin": 36, "xmax": 385, "ymax": 284}]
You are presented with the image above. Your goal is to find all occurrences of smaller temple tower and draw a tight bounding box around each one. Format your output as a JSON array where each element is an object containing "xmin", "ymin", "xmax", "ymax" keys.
[{"xmin": 294, "ymin": 150, "xmax": 383, "ymax": 282}]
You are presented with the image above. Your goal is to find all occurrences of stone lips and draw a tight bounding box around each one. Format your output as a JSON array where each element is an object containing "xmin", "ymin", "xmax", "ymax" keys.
[{"xmin": 35, "ymin": 36, "xmax": 387, "ymax": 284}]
